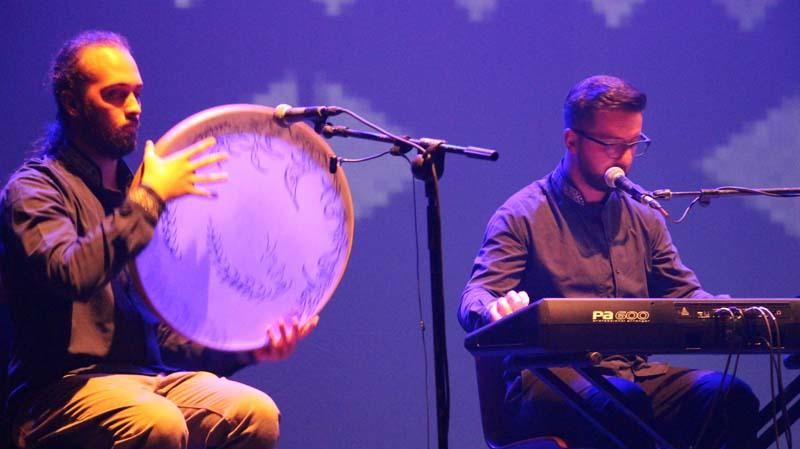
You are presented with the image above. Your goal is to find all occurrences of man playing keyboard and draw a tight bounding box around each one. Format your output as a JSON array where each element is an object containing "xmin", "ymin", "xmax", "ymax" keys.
[{"xmin": 459, "ymin": 75, "xmax": 759, "ymax": 449}]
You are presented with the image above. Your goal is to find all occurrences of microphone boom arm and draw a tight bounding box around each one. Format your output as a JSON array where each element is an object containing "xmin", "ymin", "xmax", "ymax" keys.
[
  {"xmin": 653, "ymin": 187, "xmax": 800, "ymax": 200},
  {"xmin": 321, "ymin": 123, "xmax": 499, "ymax": 161}
]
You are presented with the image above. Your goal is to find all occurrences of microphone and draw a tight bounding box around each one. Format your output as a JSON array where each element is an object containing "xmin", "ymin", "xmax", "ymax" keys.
[
  {"xmin": 274, "ymin": 104, "xmax": 342, "ymax": 121},
  {"xmin": 603, "ymin": 167, "xmax": 664, "ymax": 211}
]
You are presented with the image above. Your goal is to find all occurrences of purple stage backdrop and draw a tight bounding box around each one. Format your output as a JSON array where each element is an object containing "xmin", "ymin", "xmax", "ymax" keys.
[{"xmin": 2, "ymin": 1, "xmax": 799, "ymax": 448}]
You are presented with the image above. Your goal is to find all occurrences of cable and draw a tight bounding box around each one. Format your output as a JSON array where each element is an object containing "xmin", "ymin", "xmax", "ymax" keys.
[
  {"xmin": 693, "ymin": 307, "xmax": 742, "ymax": 449},
  {"xmin": 746, "ymin": 306, "xmax": 793, "ymax": 448},
  {"xmin": 323, "ymin": 114, "xmax": 433, "ymax": 447},
  {"xmin": 669, "ymin": 195, "xmax": 703, "ymax": 224},
  {"xmin": 757, "ymin": 306, "xmax": 792, "ymax": 447},
  {"xmin": 667, "ymin": 186, "xmax": 800, "ymax": 224},
  {"xmin": 337, "ymin": 108, "xmax": 426, "ymax": 155},
  {"xmin": 325, "ymin": 108, "xmax": 429, "ymax": 169},
  {"xmin": 425, "ymin": 164, "xmax": 451, "ymax": 445},
  {"xmin": 707, "ymin": 351, "xmax": 744, "ymax": 449},
  {"xmin": 410, "ymin": 162, "xmax": 432, "ymax": 449},
  {"xmin": 746, "ymin": 308, "xmax": 781, "ymax": 449},
  {"xmin": 698, "ymin": 305, "xmax": 793, "ymax": 448},
  {"xmin": 692, "ymin": 352, "xmax": 734, "ymax": 449},
  {"xmin": 319, "ymin": 110, "xmax": 440, "ymax": 448},
  {"xmin": 716, "ymin": 186, "xmax": 800, "ymax": 198},
  {"xmin": 336, "ymin": 150, "xmax": 394, "ymax": 165},
  {"xmin": 319, "ymin": 109, "xmax": 449, "ymax": 448},
  {"xmin": 760, "ymin": 335, "xmax": 781, "ymax": 449}
]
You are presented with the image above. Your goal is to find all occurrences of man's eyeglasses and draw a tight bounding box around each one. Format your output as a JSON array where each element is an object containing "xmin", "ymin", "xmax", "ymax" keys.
[{"xmin": 571, "ymin": 128, "xmax": 652, "ymax": 158}]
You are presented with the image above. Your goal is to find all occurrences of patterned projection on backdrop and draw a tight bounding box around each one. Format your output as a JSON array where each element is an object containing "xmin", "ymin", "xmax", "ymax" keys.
[
  {"xmin": 455, "ymin": 0, "xmax": 779, "ymax": 28},
  {"xmin": 174, "ymin": 0, "xmax": 782, "ymax": 31},
  {"xmin": 312, "ymin": 0, "xmax": 356, "ymax": 16},
  {"xmin": 588, "ymin": 0, "xmax": 646, "ymax": 28},
  {"xmin": 455, "ymin": 0, "xmax": 499, "ymax": 22},
  {"xmin": 174, "ymin": 0, "xmax": 198, "ymax": 8},
  {"xmin": 700, "ymin": 95, "xmax": 800, "ymax": 239},
  {"xmin": 440, "ymin": 0, "xmax": 650, "ymax": 25},
  {"xmin": 251, "ymin": 77, "xmax": 413, "ymax": 220},
  {"xmin": 712, "ymin": 0, "xmax": 781, "ymax": 31}
]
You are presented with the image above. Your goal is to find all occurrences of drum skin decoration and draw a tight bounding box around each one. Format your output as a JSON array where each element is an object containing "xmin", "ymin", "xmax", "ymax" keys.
[{"xmin": 132, "ymin": 104, "xmax": 354, "ymax": 351}]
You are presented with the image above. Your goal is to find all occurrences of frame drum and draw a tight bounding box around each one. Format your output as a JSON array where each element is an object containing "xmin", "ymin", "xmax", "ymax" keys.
[{"xmin": 132, "ymin": 104, "xmax": 354, "ymax": 351}]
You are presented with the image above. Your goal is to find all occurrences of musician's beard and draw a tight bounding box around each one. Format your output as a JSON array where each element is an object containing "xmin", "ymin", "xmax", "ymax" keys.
[
  {"xmin": 77, "ymin": 103, "xmax": 138, "ymax": 159},
  {"xmin": 585, "ymin": 171, "xmax": 611, "ymax": 193},
  {"xmin": 576, "ymin": 156, "xmax": 613, "ymax": 193}
]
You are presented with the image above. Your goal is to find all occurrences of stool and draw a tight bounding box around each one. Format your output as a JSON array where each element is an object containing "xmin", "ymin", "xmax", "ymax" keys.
[{"xmin": 474, "ymin": 355, "xmax": 569, "ymax": 449}]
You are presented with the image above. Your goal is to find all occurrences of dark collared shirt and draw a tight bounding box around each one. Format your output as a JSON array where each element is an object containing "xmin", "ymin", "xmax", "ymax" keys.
[
  {"xmin": 459, "ymin": 161, "xmax": 712, "ymax": 377},
  {"xmin": 1, "ymin": 143, "xmax": 242, "ymax": 411}
]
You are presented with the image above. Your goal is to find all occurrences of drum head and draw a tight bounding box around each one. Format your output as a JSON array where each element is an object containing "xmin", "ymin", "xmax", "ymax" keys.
[{"xmin": 132, "ymin": 104, "xmax": 354, "ymax": 351}]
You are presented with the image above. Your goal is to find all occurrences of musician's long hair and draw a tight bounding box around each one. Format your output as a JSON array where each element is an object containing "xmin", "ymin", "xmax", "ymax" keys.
[{"xmin": 33, "ymin": 30, "xmax": 131, "ymax": 157}]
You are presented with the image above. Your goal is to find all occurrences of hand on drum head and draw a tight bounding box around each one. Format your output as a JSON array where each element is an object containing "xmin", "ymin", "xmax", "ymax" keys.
[
  {"xmin": 140, "ymin": 137, "xmax": 229, "ymax": 201},
  {"xmin": 249, "ymin": 315, "xmax": 320, "ymax": 363}
]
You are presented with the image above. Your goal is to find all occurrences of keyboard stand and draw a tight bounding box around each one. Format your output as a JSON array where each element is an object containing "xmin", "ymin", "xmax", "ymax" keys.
[
  {"xmin": 755, "ymin": 368, "xmax": 800, "ymax": 449},
  {"xmin": 509, "ymin": 354, "xmax": 676, "ymax": 449},
  {"xmin": 507, "ymin": 353, "xmax": 800, "ymax": 449}
]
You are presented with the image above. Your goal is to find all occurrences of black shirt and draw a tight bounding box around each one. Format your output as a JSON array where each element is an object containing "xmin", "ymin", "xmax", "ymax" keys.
[
  {"xmin": 460, "ymin": 160, "xmax": 712, "ymax": 332},
  {"xmin": 459, "ymin": 160, "xmax": 714, "ymax": 378},
  {"xmin": 0, "ymin": 143, "xmax": 243, "ymax": 411}
]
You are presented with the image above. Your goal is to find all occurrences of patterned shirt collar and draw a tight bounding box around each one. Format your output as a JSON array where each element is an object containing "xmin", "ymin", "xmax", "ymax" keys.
[
  {"xmin": 550, "ymin": 158, "xmax": 587, "ymax": 206},
  {"xmin": 550, "ymin": 157, "xmax": 619, "ymax": 209}
]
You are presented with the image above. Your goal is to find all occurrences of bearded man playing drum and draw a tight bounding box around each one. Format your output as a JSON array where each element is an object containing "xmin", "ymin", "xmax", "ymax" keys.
[{"xmin": 0, "ymin": 30, "xmax": 316, "ymax": 449}]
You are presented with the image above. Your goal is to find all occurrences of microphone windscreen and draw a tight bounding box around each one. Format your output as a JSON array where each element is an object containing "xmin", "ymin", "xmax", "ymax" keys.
[
  {"xmin": 604, "ymin": 166, "xmax": 625, "ymax": 188},
  {"xmin": 274, "ymin": 103, "xmax": 292, "ymax": 120}
]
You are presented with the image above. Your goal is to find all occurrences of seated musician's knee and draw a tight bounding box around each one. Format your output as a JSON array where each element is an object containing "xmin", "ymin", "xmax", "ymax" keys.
[
  {"xmin": 726, "ymin": 377, "xmax": 758, "ymax": 407},
  {"xmin": 603, "ymin": 377, "xmax": 653, "ymax": 419},
  {"xmin": 223, "ymin": 388, "xmax": 281, "ymax": 448},
  {"xmin": 691, "ymin": 372, "xmax": 759, "ymax": 447},
  {"xmin": 717, "ymin": 376, "xmax": 759, "ymax": 425},
  {"xmin": 121, "ymin": 396, "xmax": 189, "ymax": 448},
  {"xmin": 695, "ymin": 372, "xmax": 759, "ymax": 411}
]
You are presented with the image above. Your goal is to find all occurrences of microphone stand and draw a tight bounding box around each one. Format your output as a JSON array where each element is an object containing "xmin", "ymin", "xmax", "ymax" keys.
[
  {"xmin": 653, "ymin": 187, "xmax": 800, "ymax": 206},
  {"xmin": 650, "ymin": 186, "xmax": 800, "ymax": 224},
  {"xmin": 319, "ymin": 121, "xmax": 498, "ymax": 449}
]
